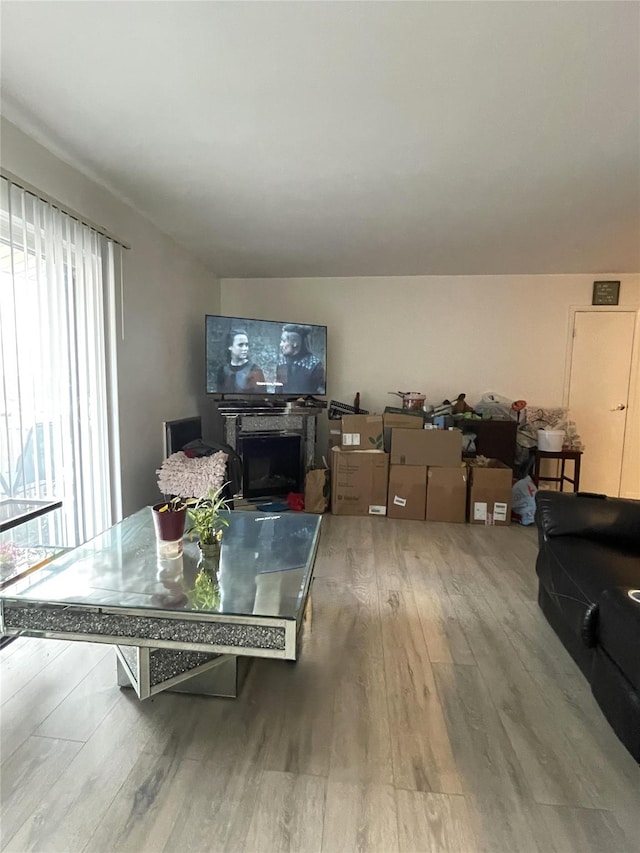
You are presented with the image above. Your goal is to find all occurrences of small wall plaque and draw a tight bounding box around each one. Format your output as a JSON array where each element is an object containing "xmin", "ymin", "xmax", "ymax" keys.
[{"xmin": 592, "ymin": 281, "xmax": 620, "ymax": 305}]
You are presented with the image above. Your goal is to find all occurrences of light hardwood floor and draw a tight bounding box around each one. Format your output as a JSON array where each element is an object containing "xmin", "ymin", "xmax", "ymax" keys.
[{"xmin": 1, "ymin": 516, "xmax": 639, "ymax": 852}]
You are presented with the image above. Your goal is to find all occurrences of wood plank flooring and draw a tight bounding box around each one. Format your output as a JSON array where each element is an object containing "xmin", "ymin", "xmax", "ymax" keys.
[{"xmin": 1, "ymin": 516, "xmax": 639, "ymax": 852}]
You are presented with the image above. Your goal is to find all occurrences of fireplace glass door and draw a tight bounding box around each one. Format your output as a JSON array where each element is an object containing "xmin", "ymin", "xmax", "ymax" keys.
[{"xmin": 241, "ymin": 434, "xmax": 302, "ymax": 500}]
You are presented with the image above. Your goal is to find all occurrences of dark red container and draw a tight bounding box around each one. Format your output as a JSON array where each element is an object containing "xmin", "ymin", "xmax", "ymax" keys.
[{"xmin": 151, "ymin": 503, "xmax": 186, "ymax": 541}]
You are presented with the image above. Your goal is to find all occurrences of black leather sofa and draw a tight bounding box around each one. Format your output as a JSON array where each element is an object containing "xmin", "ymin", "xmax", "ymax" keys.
[{"xmin": 535, "ymin": 490, "xmax": 640, "ymax": 762}]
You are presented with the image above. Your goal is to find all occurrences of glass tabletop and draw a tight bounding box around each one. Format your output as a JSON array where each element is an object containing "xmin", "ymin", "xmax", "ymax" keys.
[
  {"xmin": 0, "ymin": 498, "xmax": 63, "ymax": 533},
  {"xmin": 0, "ymin": 508, "xmax": 322, "ymax": 620}
]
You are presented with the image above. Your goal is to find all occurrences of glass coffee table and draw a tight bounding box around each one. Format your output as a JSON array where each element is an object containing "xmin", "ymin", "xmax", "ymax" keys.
[
  {"xmin": 0, "ymin": 499, "xmax": 67, "ymax": 591},
  {"xmin": 0, "ymin": 508, "xmax": 322, "ymax": 700}
]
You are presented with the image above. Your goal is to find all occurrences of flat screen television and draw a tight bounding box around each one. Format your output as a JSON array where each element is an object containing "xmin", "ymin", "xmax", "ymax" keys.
[{"xmin": 206, "ymin": 315, "xmax": 327, "ymax": 397}]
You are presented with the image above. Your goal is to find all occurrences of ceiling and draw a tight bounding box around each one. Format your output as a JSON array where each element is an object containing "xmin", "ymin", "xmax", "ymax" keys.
[{"xmin": 1, "ymin": 1, "xmax": 639, "ymax": 278}]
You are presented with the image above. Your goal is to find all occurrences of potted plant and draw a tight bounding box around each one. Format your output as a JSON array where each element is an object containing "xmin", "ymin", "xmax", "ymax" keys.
[
  {"xmin": 186, "ymin": 484, "xmax": 231, "ymax": 574},
  {"xmin": 151, "ymin": 495, "xmax": 189, "ymax": 543}
]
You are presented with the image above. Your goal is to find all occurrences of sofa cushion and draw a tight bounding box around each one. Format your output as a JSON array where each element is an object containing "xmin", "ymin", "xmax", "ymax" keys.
[{"xmin": 598, "ymin": 587, "xmax": 640, "ymax": 692}]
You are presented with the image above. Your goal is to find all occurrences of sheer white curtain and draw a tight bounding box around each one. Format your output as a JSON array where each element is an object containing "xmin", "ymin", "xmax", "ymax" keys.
[{"xmin": 0, "ymin": 176, "xmax": 122, "ymax": 546}]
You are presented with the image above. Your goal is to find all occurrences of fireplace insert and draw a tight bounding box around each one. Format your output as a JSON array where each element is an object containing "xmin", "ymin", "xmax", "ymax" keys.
[{"xmin": 241, "ymin": 434, "xmax": 302, "ymax": 500}]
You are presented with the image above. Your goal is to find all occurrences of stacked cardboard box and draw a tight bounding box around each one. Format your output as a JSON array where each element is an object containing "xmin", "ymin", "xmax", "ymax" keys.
[
  {"xmin": 383, "ymin": 409, "xmax": 423, "ymax": 453},
  {"xmin": 387, "ymin": 465, "xmax": 427, "ymax": 520},
  {"xmin": 382, "ymin": 411, "xmax": 424, "ymax": 430},
  {"xmin": 330, "ymin": 414, "xmax": 511, "ymax": 525},
  {"xmin": 388, "ymin": 428, "xmax": 464, "ymax": 521},
  {"xmin": 331, "ymin": 415, "xmax": 388, "ymax": 516},
  {"xmin": 390, "ymin": 429, "xmax": 462, "ymax": 467},
  {"xmin": 426, "ymin": 467, "xmax": 468, "ymax": 523},
  {"xmin": 340, "ymin": 414, "xmax": 384, "ymax": 451},
  {"xmin": 467, "ymin": 459, "xmax": 513, "ymax": 526}
]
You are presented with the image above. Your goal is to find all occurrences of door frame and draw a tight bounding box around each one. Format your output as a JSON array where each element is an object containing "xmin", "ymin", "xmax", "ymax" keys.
[{"xmin": 562, "ymin": 305, "xmax": 640, "ymax": 498}]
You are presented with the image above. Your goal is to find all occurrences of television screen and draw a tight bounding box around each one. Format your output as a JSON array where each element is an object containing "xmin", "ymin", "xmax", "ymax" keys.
[{"xmin": 206, "ymin": 315, "xmax": 327, "ymax": 397}]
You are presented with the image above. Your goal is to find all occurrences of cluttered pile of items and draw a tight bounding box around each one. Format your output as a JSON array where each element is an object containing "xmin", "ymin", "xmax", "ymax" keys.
[
  {"xmin": 313, "ymin": 391, "xmax": 583, "ymax": 526},
  {"xmin": 330, "ymin": 391, "xmax": 582, "ymax": 472},
  {"xmin": 325, "ymin": 408, "xmax": 512, "ymax": 525}
]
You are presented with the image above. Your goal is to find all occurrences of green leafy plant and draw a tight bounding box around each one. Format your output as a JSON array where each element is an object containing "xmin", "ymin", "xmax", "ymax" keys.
[
  {"xmin": 186, "ymin": 484, "xmax": 231, "ymax": 545},
  {"xmin": 187, "ymin": 569, "xmax": 220, "ymax": 610},
  {"xmin": 155, "ymin": 495, "xmax": 188, "ymax": 513}
]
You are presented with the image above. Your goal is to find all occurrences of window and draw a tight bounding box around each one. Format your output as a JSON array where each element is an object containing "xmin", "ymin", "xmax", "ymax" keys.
[{"xmin": 0, "ymin": 176, "xmax": 122, "ymax": 546}]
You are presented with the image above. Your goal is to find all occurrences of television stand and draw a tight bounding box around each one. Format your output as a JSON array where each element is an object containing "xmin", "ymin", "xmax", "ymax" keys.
[
  {"xmin": 218, "ymin": 397, "xmax": 286, "ymax": 414},
  {"xmin": 218, "ymin": 399, "xmax": 323, "ymax": 417}
]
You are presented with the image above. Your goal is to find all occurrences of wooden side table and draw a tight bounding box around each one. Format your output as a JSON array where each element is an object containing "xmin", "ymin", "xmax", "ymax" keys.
[{"xmin": 533, "ymin": 449, "xmax": 582, "ymax": 492}]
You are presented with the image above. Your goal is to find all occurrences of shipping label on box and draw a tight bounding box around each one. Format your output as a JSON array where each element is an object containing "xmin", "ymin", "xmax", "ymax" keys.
[
  {"xmin": 390, "ymin": 428, "xmax": 462, "ymax": 467},
  {"xmin": 493, "ymin": 502, "xmax": 508, "ymax": 523},
  {"xmin": 386, "ymin": 465, "xmax": 427, "ymax": 520},
  {"xmin": 331, "ymin": 447, "xmax": 389, "ymax": 516},
  {"xmin": 369, "ymin": 504, "xmax": 387, "ymax": 515},
  {"xmin": 473, "ymin": 501, "xmax": 488, "ymax": 522},
  {"xmin": 471, "ymin": 501, "xmax": 510, "ymax": 525},
  {"xmin": 426, "ymin": 466, "xmax": 468, "ymax": 523},
  {"xmin": 341, "ymin": 415, "xmax": 383, "ymax": 451}
]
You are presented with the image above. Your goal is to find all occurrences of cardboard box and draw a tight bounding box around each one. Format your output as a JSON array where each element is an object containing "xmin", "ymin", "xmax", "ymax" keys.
[
  {"xmin": 426, "ymin": 466, "xmax": 468, "ymax": 523},
  {"xmin": 341, "ymin": 414, "xmax": 384, "ymax": 451},
  {"xmin": 387, "ymin": 465, "xmax": 427, "ymax": 520},
  {"xmin": 390, "ymin": 428, "xmax": 462, "ymax": 467},
  {"xmin": 468, "ymin": 459, "xmax": 513, "ymax": 526},
  {"xmin": 331, "ymin": 447, "xmax": 389, "ymax": 516},
  {"xmin": 328, "ymin": 428, "xmax": 342, "ymax": 451},
  {"xmin": 385, "ymin": 405, "xmax": 423, "ymax": 416},
  {"xmin": 383, "ymin": 411, "xmax": 424, "ymax": 430},
  {"xmin": 383, "ymin": 419, "xmax": 422, "ymax": 452}
]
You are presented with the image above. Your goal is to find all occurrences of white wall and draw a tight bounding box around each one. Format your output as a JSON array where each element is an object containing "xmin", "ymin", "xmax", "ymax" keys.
[
  {"xmin": 2, "ymin": 115, "xmax": 637, "ymax": 506},
  {"xmin": 1, "ymin": 119, "xmax": 221, "ymax": 517},
  {"xmin": 221, "ymin": 275, "xmax": 640, "ymax": 498}
]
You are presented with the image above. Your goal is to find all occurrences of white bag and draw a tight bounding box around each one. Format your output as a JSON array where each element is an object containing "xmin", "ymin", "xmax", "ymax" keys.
[
  {"xmin": 511, "ymin": 476, "xmax": 537, "ymax": 525},
  {"xmin": 474, "ymin": 391, "xmax": 515, "ymax": 421}
]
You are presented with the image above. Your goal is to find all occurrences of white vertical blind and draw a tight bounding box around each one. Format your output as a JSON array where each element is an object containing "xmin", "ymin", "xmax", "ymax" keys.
[{"xmin": 0, "ymin": 176, "xmax": 122, "ymax": 546}]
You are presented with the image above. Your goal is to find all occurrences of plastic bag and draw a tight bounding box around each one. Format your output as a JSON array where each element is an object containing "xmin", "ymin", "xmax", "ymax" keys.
[
  {"xmin": 474, "ymin": 392, "xmax": 516, "ymax": 421},
  {"xmin": 511, "ymin": 476, "xmax": 537, "ymax": 525},
  {"xmin": 482, "ymin": 392, "xmax": 513, "ymax": 407}
]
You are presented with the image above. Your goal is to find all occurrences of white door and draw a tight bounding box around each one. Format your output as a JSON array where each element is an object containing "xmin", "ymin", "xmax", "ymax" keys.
[{"xmin": 567, "ymin": 311, "xmax": 635, "ymax": 496}]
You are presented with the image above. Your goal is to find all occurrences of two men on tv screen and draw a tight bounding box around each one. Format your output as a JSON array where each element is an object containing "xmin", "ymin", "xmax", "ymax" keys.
[{"xmin": 216, "ymin": 324, "xmax": 325, "ymax": 395}]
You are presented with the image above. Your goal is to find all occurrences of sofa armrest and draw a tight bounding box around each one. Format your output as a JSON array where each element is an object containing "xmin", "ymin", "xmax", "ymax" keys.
[{"xmin": 535, "ymin": 491, "xmax": 640, "ymax": 552}]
